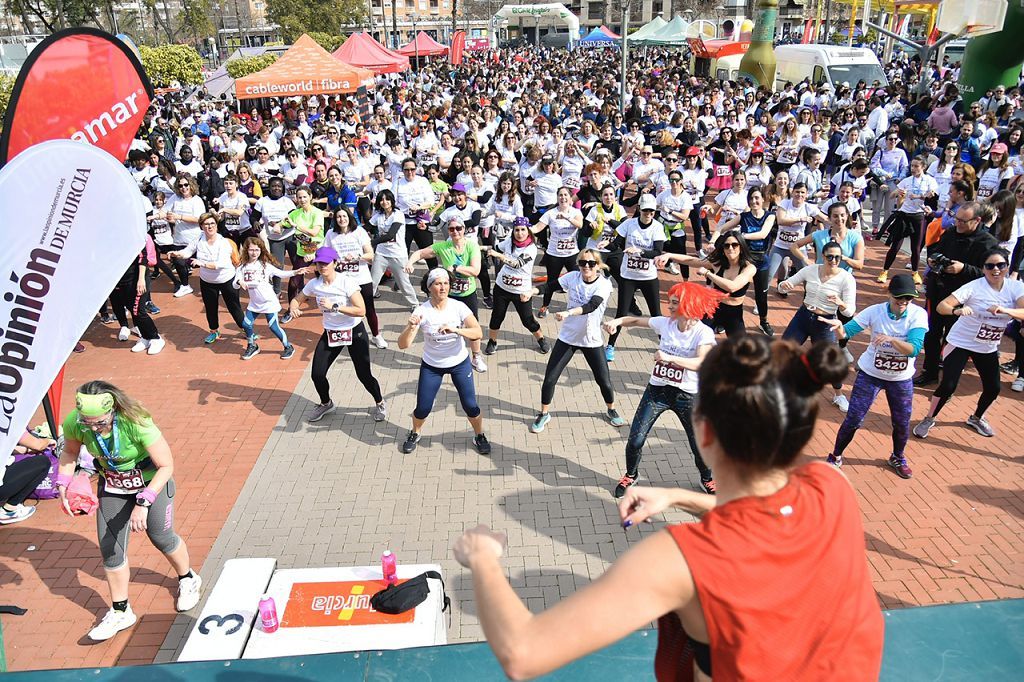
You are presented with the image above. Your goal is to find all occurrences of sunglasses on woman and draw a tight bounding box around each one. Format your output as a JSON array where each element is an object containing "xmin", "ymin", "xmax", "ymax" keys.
[
  {"xmin": 722, "ymin": 242, "xmax": 741, "ymax": 250},
  {"xmin": 824, "ymin": 254, "xmax": 842, "ymax": 262},
  {"xmin": 984, "ymin": 261, "xmax": 1008, "ymax": 270},
  {"xmin": 577, "ymin": 259, "xmax": 598, "ymax": 268}
]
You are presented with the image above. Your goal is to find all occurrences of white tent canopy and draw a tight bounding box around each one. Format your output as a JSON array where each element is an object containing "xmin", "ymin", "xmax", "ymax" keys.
[
  {"xmin": 628, "ymin": 16, "xmax": 668, "ymax": 43},
  {"xmin": 494, "ymin": 3, "xmax": 581, "ymax": 42},
  {"xmin": 635, "ymin": 15, "xmax": 691, "ymax": 46}
]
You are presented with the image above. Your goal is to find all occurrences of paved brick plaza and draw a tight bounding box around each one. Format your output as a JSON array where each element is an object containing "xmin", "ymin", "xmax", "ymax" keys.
[{"xmin": 1, "ymin": 240, "xmax": 1022, "ymax": 671}]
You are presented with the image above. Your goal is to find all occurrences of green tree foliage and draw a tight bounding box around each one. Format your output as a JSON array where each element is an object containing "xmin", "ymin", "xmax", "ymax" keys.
[
  {"xmin": 139, "ymin": 44, "xmax": 204, "ymax": 87},
  {"xmin": 226, "ymin": 53, "xmax": 279, "ymax": 79},
  {"xmin": 3, "ymin": 0, "xmax": 107, "ymax": 33},
  {"xmin": 308, "ymin": 31, "xmax": 347, "ymax": 52},
  {"xmin": 265, "ymin": 0, "xmax": 365, "ymax": 42},
  {"xmin": 0, "ymin": 73, "xmax": 16, "ymax": 131}
]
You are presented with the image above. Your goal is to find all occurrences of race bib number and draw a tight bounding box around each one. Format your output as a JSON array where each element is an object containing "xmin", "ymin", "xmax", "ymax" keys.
[
  {"xmin": 224, "ymin": 214, "xmax": 241, "ymax": 231},
  {"xmin": 652, "ymin": 360, "xmax": 686, "ymax": 387},
  {"xmin": 977, "ymin": 185, "xmax": 994, "ymax": 199},
  {"xmin": 778, "ymin": 230, "xmax": 802, "ymax": 243},
  {"xmin": 556, "ymin": 238, "xmax": 577, "ymax": 252},
  {"xmin": 714, "ymin": 165, "xmax": 732, "ymax": 177},
  {"xmin": 338, "ymin": 260, "xmax": 361, "ymax": 273},
  {"xmin": 326, "ymin": 328, "xmax": 353, "ymax": 347},
  {"xmin": 450, "ymin": 277, "xmax": 471, "ymax": 294},
  {"xmin": 873, "ymin": 352, "xmax": 908, "ymax": 374},
  {"xmin": 103, "ymin": 468, "xmax": 146, "ymax": 495},
  {"xmin": 626, "ymin": 255, "xmax": 651, "ymax": 272},
  {"xmin": 243, "ymin": 270, "xmax": 256, "ymax": 286},
  {"xmin": 777, "ymin": 149, "xmax": 797, "ymax": 164},
  {"xmin": 151, "ymin": 219, "xmax": 170, "ymax": 235},
  {"xmin": 976, "ymin": 323, "xmax": 1004, "ymax": 343},
  {"xmin": 562, "ymin": 175, "xmax": 581, "ymax": 189},
  {"xmin": 501, "ymin": 273, "xmax": 523, "ymax": 288}
]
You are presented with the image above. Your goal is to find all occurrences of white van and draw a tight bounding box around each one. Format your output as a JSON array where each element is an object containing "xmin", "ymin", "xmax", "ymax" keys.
[{"xmin": 774, "ymin": 45, "xmax": 888, "ymax": 91}]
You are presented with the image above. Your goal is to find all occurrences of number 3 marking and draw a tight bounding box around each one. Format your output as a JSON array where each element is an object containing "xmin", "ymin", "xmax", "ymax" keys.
[{"xmin": 199, "ymin": 613, "xmax": 244, "ymax": 635}]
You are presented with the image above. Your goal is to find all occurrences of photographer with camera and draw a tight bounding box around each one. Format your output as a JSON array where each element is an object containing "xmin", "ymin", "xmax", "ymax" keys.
[{"xmin": 914, "ymin": 202, "xmax": 999, "ymax": 386}]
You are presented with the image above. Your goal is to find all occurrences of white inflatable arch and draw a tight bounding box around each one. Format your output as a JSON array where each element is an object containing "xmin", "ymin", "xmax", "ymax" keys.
[{"xmin": 493, "ymin": 3, "xmax": 581, "ymax": 43}]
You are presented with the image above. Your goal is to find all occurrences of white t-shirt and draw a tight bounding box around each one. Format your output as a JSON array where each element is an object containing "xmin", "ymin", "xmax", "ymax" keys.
[
  {"xmin": 495, "ymin": 237, "xmax": 537, "ymax": 296},
  {"xmin": 254, "ymin": 196, "xmax": 297, "ymax": 241},
  {"xmin": 945, "ymin": 277, "xmax": 1024, "ymax": 353},
  {"xmin": 557, "ymin": 271, "xmax": 613, "ymax": 348},
  {"xmin": 328, "ymin": 228, "xmax": 373, "ymax": 285},
  {"xmin": 438, "ymin": 200, "xmax": 483, "ymax": 242},
  {"xmin": 896, "ymin": 174, "xmax": 938, "ymax": 214},
  {"xmin": 656, "ymin": 189, "xmax": 694, "ymax": 236},
  {"xmin": 302, "ymin": 276, "xmax": 361, "ymax": 331},
  {"xmin": 217, "ymin": 192, "xmax": 251, "ymax": 233},
  {"xmin": 977, "ymin": 167, "xmax": 1014, "ymax": 200},
  {"xmin": 616, "ymin": 218, "xmax": 663, "ymax": 281},
  {"xmin": 647, "ymin": 317, "xmax": 716, "ymax": 393},
  {"xmin": 541, "ymin": 206, "xmax": 583, "ymax": 257},
  {"xmin": 926, "ymin": 161, "xmax": 954, "ymax": 205},
  {"xmin": 234, "ymin": 261, "xmax": 293, "ymax": 314},
  {"xmin": 415, "ymin": 298, "xmax": 473, "ymax": 368},
  {"xmin": 532, "ymin": 171, "xmax": 562, "ymax": 207},
  {"xmin": 168, "ymin": 194, "xmax": 206, "ymax": 246},
  {"xmin": 853, "ymin": 302, "xmax": 929, "ymax": 382},
  {"xmin": 370, "ymin": 210, "xmax": 407, "ymax": 260},
  {"xmin": 776, "ymin": 199, "xmax": 819, "ymax": 247},
  {"xmin": 714, "ymin": 188, "xmax": 749, "ymax": 224},
  {"xmin": 177, "ymin": 236, "xmax": 236, "ymax": 284},
  {"xmin": 149, "ymin": 205, "xmax": 173, "ymax": 246}
]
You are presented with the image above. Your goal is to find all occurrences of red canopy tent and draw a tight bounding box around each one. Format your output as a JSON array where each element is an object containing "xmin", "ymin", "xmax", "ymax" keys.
[
  {"xmin": 397, "ymin": 31, "xmax": 449, "ymax": 57},
  {"xmin": 332, "ymin": 32, "xmax": 409, "ymax": 74}
]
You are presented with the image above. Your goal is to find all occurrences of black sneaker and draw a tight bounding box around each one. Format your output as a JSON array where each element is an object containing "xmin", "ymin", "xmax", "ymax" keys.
[
  {"xmin": 759, "ymin": 319, "xmax": 774, "ymax": 337},
  {"xmin": 99, "ymin": 313, "xmax": 115, "ymax": 324},
  {"xmin": 629, "ymin": 302, "xmax": 643, "ymax": 316},
  {"xmin": 280, "ymin": 344, "xmax": 295, "ymax": 360},
  {"xmin": 473, "ymin": 433, "xmax": 492, "ymax": 455},
  {"xmin": 613, "ymin": 473, "xmax": 638, "ymax": 499},
  {"xmin": 537, "ymin": 337, "xmax": 549, "ymax": 354},
  {"xmin": 482, "ymin": 295, "xmax": 493, "ymax": 309},
  {"xmin": 1000, "ymin": 360, "xmax": 1018, "ymax": 375},
  {"xmin": 241, "ymin": 343, "xmax": 260, "ymax": 360},
  {"xmin": 401, "ymin": 431, "xmax": 421, "ymax": 453},
  {"xmin": 484, "ymin": 339, "xmax": 497, "ymax": 355},
  {"xmin": 913, "ymin": 372, "xmax": 939, "ymax": 387}
]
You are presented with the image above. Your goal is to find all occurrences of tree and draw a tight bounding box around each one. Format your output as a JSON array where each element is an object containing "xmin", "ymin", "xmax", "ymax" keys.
[
  {"xmin": 225, "ymin": 53, "xmax": 278, "ymax": 79},
  {"xmin": 139, "ymin": 44, "xmax": 204, "ymax": 87},
  {"xmin": 180, "ymin": 0, "xmax": 215, "ymax": 44},
  {"xmin": 308, "ymin": 31, "xmax": 347, "ymax": 52},
  {"xmin": 3, "ymin": 0, "xmax": 110, "ymax": 33},
  {"xmin": 0, "ymin": 73, "xmax": 16, "ymax": 132},
  {"xmin": 265, "ymin": 0, "xmax": 365, "ymax": 42}
]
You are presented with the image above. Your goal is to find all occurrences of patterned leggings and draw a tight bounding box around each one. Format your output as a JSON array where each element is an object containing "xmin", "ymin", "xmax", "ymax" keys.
[{"xmin": 832, "ymin": 371, "xmax": 914, "ymax": 459}]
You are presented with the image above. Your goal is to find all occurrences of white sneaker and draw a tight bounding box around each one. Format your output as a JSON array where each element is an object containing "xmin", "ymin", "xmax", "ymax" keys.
[
  {"xmin": 751, "ymin": 304, "xmax": 760, "ymax": 317},
  {"xmin": 471, "ymin": 353, "xmax": 488, "ymax": 373},
  {"xmin": 131, "ymin": 339, "xmax": 150, "ymax": 353},
  {"xmin": 1012, "ymin": 376, "xmax": 1024, "ymax": 392},
  {"xmin": 88, "ymin": 606, "xmax": 137, "ymax": 641},
  {"xmin": 371, "ymin": 334, "xmax": 389, "ymax": 349},
  {"xmin": 117, "ymin": 326, "xmax": 131, "ymax": 341},
  {"xmin": 177, "ymin": 573, "xmax": 203, "ymax": 612},
  {"xmin": 0, "ymin": 504, "xmax": 35, "ymax": 525},
  {"xmin": 147, "ymin": 337, "xmax": 166, "ymax": 355},
  {"xmin": 173, "ymin": 285, "xmax": 193, "ymax": 298},
  {"xmin": 666, "ymin": 262, "xmax": 680, "ymax": 275},
  {"xmin": 833, "ymin": 394, "xmax": 850, "ymax": 413}
]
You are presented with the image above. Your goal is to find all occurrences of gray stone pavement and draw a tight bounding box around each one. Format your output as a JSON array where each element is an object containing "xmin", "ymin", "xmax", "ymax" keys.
[{"xmin": 156, "ymin": 290, "xmax": 701, "ymax": 661}]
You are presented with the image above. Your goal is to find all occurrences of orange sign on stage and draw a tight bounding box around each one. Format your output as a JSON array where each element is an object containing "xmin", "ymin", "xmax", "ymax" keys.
[{"xmin": 281, "ymin": 580, "xmax": 416, "ymax": 627}]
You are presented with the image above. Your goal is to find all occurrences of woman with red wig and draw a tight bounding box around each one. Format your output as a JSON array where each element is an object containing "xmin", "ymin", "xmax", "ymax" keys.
[{"xmin": 604, "ymin": 282, "xmax": 725, "ymax": 498}]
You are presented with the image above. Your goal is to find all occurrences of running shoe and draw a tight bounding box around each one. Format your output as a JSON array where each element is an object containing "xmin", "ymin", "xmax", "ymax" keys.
[
  {"xmin": 776, "ymin": 289, "xmax": 789, "ymax": 298},
  {"xmin": 0, "ymin": 504, "xmax": 35, "ymax": 525},
  {"xmin": 912, "ymin": 271, "xmax": 923, "ymax": 286},
  {"xmin": 373, "ymin": 401, "xmax": 387, "ymax": 422},
  {"xmin": 281, "ymin": 313, "xmax": 293, "ymax": 324},
  {"xmin": 537, "ymin": 306, "xmax": 549, "ymax": 319},
  {"xmin": 371, "ymin": 334, "xmax": 389, "ymax": 349},
  {"xmin": 826, "ymin": 453, "xmax": 843, "ymax": 467},
  {"xmin": 147, "ymin": 338, "xmax": 166, "ymax": 355},
  {"xmin": 887, "ymin": 454, "xmax": 913, "ymax": 479},
  {"xmin": 145, "ymin": 301, "xmax": 161, "ymax": 315},
  {"xmin": 841, "ymin": 347, "xmax": 855, "ymax": 365},
  {"xmin": 700, "ymin": 478, "xmax": 717, "ymax": 495},
  {"xmin": 99, "ymin": 313, "xmax": 115, "ymax": 324},
  {"xmin": 629, "ymin": 302, "xmax": 643, "ymax": 316},
  {"xmin": 88, "ymin": 606, "xmax": 137, "ymax": 642},
  {"xmin": 173, "ymin": 284, "xmax": 193, "ymax": 298},
  {"xmin": 482, "ymin": 295, "xmax": 494, "ymax": 309},
  {"xmin": 666, "ymin": 262, "xmax": 680, "ymax": 275},
  {"xmin": 530, "ymin": 412, "xmax": 551, "ymax": 433},
  {"xmin": 306, "ymin": 401, "xmax": 336, "ymax": 423},
  {"xmin": 401, "ymin": 431, "xmax": 421, "ymax": 453},
  {"xmin": 118, "ymin": 326, "xmax": 132, "ymax": 342},
  {"xmin": 281, "ymin": 344, "xmax": 295, "ymax": 360},
  {"xmin": 241, "ymin": 343, "xmax": 260, "ymax": 360},
  {"xmin": 1012, "ymin": 377, "xmax": 1024, "ymax": 392},
  {"xmin": 605, "ymin": 345, "xmax": 615, "ymax": 362},
  {"xmin": 876, "ymin": 270, "xmax": 888, "ymax": 284},
  {"xmin": 759, "ymin": 319, "xmax": 774, "ymax": 337},
  {"xmin": 473, "ymin": 433, "xmax": 492, "ymax": 455},
  {"xmin": 966, "ymin": 414, "xmax": 995, "ymax": 437},
  {"xmin": 484, "ymin": 339, "xmax": 498, "ymax": 355},
  {"xmin": 613, "ymin": 473, "xmax": 639, "ymax": 499},
  {"xmin": 912, "ymin": 417, "xmax": 935, "ymax": 439},
  {"xmin": 1000, "ymin": 360, "xmax": 1018, "ymax": 375},
  {"xmin": 537, "ymin": 337, "xmax": 550, "ymax": 354},
  {"xmin": 912, "ymin": 372, "xmax": 938, "ymax": 387},
  {"xmin": 131, "ymin": 339, "xmax": 150, "ymax": 353},
  {"xmin": 607, "ymin": 409, "xmax": 627, "ymax": 427},
  {"xmin": 471, "ymin": 353, "xmax": 488, "ymax": 373},
  {"xmin": 176, "ymin": 573, "xmax": 203, "ymax": 612},
  {"xmin": 204, "ymin": 331, "xmax": 220, "ymax": 344},
  {"xmin": 832, "ymin": 395, "xmax": 850, "ymax": 413}
]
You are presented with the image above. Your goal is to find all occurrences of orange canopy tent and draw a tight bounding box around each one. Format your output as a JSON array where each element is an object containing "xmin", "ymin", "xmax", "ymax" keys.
[
  {"xmin": 333, "ymin": 32, "xmax": 409, "ymax": 74},
  {"xmin": 236, "ymin": 34, "xmax": 375, "ymax": 100},
  {"xmin": 398, "ymin": 31, "xmax": 449, "ymax": 57}
]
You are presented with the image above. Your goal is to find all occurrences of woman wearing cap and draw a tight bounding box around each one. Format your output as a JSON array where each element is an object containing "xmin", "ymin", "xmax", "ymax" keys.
[
  {"xmin": 680, "ymin": 147, "xmax": 709, "ymax": 249},
  {"xmin": 289, "ymin": 246, "xmax": 387, "ymax": 424},
  {"xmin": 821, "ymin": 274, "xmax": 928, "ymax": 479},
  {"xmin": 327, "ymin": 206, "xmax": 386, "ymax": 349},
  {"xmin": 486, "ymin": 217, "xmax": 548, "ymax": 356},
  {"xmin": 398, "ymin": 268, "xmax": 491, "ymax": 456},
  {"xmin": 530, "ymin": 249, "xmax": 626, "ymax": 432},
  {"xmin": 406, "ymin": 218, "xmax": 487, "ymax": 372},
  {"xmin": 600, "ymin": 193, "xmax": 665, "ymax": 362},
  {"xmin": 169, "ymin": 212, "xmax": 246, "ymax": 345},
  {"xmin": 741, "ymin": 145, "xmax": 772, "ymax": 190},
  {"xmin": 56, "ymin": 381, "xmax": 202, "ymax": 642},
  {"xmin": 913, "ymin": 247, "xmax": 1024, "ymax": 441},
  {"xmin": 977, "ymin": 143, "xmax": 1015, "ymax": 201},
  {"xmin": 535, "ymin": 187, "xmax": 585, "ymax": 318},
  {"xmin": 603, "ymin": 282, "xmax": 723, "ymax": 498},
  {"xmin": 369, "ymin": 189, "xmax": 419, "ymax": 309}
]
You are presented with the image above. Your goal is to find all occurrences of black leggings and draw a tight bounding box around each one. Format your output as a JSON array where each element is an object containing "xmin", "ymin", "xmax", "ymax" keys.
[
  {"xmin": 405, "ymin": 221, "xmax": 437, "ymax": 271},
  {"xmin": 0, "ymin": 454, "xmax": 50, "ymax": 506},
  {"xmin": 170, "ymin": 248, "xmax": 192, "ymax": 288},
  {"xmin": 541, "ymin": 339, "xmax": 614, "ymax": 406},
  {"xmin": 489, "ymin": 285, "xmax": 541, "ymax": 333},
  {"xmin": 707, "ymin": 301, "xmax": 746, "ymax": 338},
  {"xmin": 358, "ymin": 281, "xmax": 380, "ymax": 337},
  {"xmin": 311, "ymin": 323, "xmax": 383, "ymax": 405},
  {"xmin": 932, "ymin": 346, "xmax": 1001, "ymax": 419},
  {"xmin": 200, "ymin": 279, "xmax": 246, "ymax": 331},
  {"xmin": 542, "ymin": 254, "xmax": 579, "ymax": 307},
  {"xmin": 155, "ymin": 244, "xmax": 180, "ymax": 287},
  {"xmin": 752, "ymin": 262, "xmax": 770, "ymax": 321},
  {"xmin": 268, "ymin": 237, "xmax": 301, "ymax": 299},
  {"xmin": 609, "ymin": 278, "xmax": 662, "ymax": 347},
  {"xmin": 110, "ymin": 280, "xmax": 160, "ymax": 340},
  {"xmin": 666, "ymin": 232, "xmax": 690, "ymax": 278},
  {"xmin": 883, "ymin": 211, "xmax": 926, "ymax": 271},
  {"xmin": 689, "ymin": 206, "xmax": 708, "ymax": 247}
]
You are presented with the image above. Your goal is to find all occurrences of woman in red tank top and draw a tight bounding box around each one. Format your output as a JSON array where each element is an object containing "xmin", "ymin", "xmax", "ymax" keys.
[{"xmin": 453, "ymin": 335, "xmax": 884, "ymax": 681}]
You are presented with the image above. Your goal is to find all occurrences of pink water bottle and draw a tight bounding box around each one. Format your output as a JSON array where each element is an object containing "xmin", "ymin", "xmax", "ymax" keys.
[
  {"xmin": 258, "ymin": 594, "xmax": 279, "ymax": 633},
  {"xmin": 381, "ymin": 550, "xmax": 398, "ymax": 586}
]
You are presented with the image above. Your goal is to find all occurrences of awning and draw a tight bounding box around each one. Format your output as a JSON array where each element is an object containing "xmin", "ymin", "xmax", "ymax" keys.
[
  {"xmin": 398, "ymin": 31, "xmax": 449, "ymax": 57},
  {"xmin": 235, "ymin": 34, "xmax": 376, "ymax": 100},
  {"xmin": 333, "ymin": 32, "xmax": 410, "ymax": 74}
]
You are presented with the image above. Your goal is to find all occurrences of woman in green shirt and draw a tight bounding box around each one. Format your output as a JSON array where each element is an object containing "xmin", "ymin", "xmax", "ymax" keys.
[
  {"xmin": 281, "ymin": 185, "xmax": 325, "ymax": 321},
  {"xmin": 56, "ymin": 380, "xmax": 201, "ymax": 642}
]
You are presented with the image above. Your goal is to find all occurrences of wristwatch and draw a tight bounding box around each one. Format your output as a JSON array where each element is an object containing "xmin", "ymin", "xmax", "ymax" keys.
[{"xmin": 135, "ymin": 494, "xmax": 153, "ymax": 507}]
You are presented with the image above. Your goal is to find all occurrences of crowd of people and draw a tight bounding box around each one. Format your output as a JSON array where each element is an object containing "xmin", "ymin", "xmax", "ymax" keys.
[{"xmin": 4, "ymin": 39, "xmax": 1023, "ymax": 675}]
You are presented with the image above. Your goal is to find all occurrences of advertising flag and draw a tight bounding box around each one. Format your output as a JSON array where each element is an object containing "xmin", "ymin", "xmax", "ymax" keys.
[{"xmin": 450, "ymin": 30, "xmax": 466, "ymax": 66}]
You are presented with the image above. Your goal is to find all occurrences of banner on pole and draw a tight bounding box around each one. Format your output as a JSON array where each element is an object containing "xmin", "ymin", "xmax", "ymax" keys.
[
  {"xmin": 450, "ymin": 31, "xmax": 466, "ymax": 65},
  {"xmin": 0, "ymin": 140, "xmax": 148, "ymax": 456}
]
